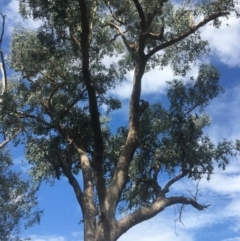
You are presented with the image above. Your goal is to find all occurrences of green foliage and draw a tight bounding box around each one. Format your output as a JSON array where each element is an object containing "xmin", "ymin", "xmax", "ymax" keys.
[{"xmin": 0, "ymin": 148, "xmax": 42, "ymax": 240}]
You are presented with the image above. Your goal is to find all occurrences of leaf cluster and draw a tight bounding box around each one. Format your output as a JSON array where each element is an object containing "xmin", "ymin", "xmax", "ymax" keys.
[{"xmin": 0, "ymin": 148, "xmax": 42, "ymax": 240}]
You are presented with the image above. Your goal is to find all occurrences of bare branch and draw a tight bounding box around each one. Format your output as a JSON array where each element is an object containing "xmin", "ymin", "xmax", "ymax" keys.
[
  {"xmin": 162, "ymin": 171, "xmax": 186, "ymax": 193},
  {"xmin": 174, "ymin": 204, "xmax": 185, "ymax": 229},
  {"xmin": 166, "ymin": 196, "xmax": 211, "ymax": 210},
  {"xmin": 107, "ymin": 59, "xmax": 147, "ymax": 213}
]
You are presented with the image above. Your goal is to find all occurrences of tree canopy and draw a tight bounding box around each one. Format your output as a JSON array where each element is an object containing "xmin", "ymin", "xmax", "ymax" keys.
[{"xmin": 1, "ymin": 0, "xmax": 240, "ymax": 240}]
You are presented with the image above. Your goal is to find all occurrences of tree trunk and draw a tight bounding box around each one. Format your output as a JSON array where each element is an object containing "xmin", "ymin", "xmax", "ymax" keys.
[{"xmin": 95, "ymin": 217, "xmax": 119, "ymax": 241}]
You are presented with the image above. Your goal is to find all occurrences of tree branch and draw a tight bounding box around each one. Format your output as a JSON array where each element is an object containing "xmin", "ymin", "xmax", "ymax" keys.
[
  {"xmin": 108, "ymin": 22, "xmax": 136, "ymax": 52},
  {"xmin": 117, "ymin": 194, "xmax": 167, "ymax": 238},
  {"xmin": 69, "ymin": 26, "xmax": 81, "ymax": 49},
  {"xmin": 107, "ymin": 4, "xmax": 125, "ymax": 25},
  {"xmin": 132, "ymin": 0, "xmax": 146, "ymax": 30},
  {"xmin": 47, "ymin": 82, "xmax": 66, "ymax": 113},
  {"xmin": 0, "ymin": 128, "xmax": 21, "ymax": 148},
  {"xmin": 107, "ymin": 53, "xmax": 147, "ymax": 213},
  {"xmin": 0, "ymin": 138, "xmax": 10, "ymax": 148},
  {"xmin": 117, "ymin": 194, "xmax": 209, "ymax": 238},
  {"xmin": 107, "ymin": 8, "xmax": 151, "ymax": 211},
  {"xmin": 162, "ymin": 171, "xmax": 186, "ymax": 193},
  {"xmin": 166, "ymin": 196, "xmax": 211, "ymax": 210},
  {"xmin": 17, "ymin": 111, "xmax": 55, "ymax": 129},
  {"xmin": 57, "ymin": 121, "xmax": 96, "ymax": 238},
  {"xmin": 143, "ymin": 31, "xmax": 164, "ymax": 41},
  {"xmin": 145, "ymin": 11, "xmax": 229, "ymax": 60},
  {"xmin": 78, "ymin": 0, "xmax": 106, "ymax": 209},
  {"xmin": 57, "ymin": 150, "xmax": 84, "ymax": 210},
  {"xmin": 57, "ymin": 90, "xmax": 87, "ymax": 120}
]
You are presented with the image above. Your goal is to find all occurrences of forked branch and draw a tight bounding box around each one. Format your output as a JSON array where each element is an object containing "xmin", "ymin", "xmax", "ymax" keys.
[{"xmin": 145, "ymin": 11, "xmax": 229, "ymax": 60}]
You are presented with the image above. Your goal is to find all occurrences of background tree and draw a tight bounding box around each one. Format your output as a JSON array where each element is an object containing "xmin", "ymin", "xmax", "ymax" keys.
[
  {"xmin": 0, "ymin": 147, "xmax": 41, "ymax": 241},
  {"xmin": 3, "ymin": 0, "xmax": 240, "ymax": 241},
  {"xmin": 0, "ymin": 12, "xmax": 41, "ymax": 241}
]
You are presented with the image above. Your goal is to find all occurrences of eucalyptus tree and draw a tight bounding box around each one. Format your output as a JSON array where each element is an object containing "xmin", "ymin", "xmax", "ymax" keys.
[{"xmin": 6, "ymin": 0, "xmax": 240, "ymax": 240}]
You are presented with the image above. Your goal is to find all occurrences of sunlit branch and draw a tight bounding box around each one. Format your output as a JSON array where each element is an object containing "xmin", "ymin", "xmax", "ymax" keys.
[
  {"xmin": 0, "ymin": 128, "xmax": 21, "ymax": 148},
  {"xmin": 143, "ymin": 31, "xmax": 164, "ymax": 41},
  {"xmin": 145, "ymin": 11, "xmax": 229, "ymax": 60},
  {"xmin": 0, "ymin": 138, "xmax": 10, "ymax": 148},
  {"xmin": 69, "ymin": 26, "xmax": 82, "ymax": 49},
  {"xmin": 109, "ymin": 22, "xmax": 136, "ymax": 52},
  {"xmin": 107, "ymin": 4, "xmax": 125, "ymax": 25}
]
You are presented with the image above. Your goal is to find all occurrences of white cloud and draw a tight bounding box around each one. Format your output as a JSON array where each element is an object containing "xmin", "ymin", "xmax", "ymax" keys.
[
  {"xmin": 3, "ymin": 0, "xmax": 42, "ymax": 36},
  {"xmin": 108, "ymin": 72, "xmax": 133, "ymax": 100},
  {"xmin": 222, "ymin": 238, "xmax": 240, "ymax": 241},
  {"xmin": 204, "ymin": 81, "xmax": 240, "ymax": 144},
  {"xmin": 200, "ymin": 172, "xmax": 240, "ymax": 195},
  {"xmin": 119, "ymin": 215, "xmax": 195, "ymax": 241},
  {"xmin": 201, "ymin": 17, "xmax": 240, "ymax": 67},
  {"xmin": 224, "ymin": 198, "xmax": 240, "ymax": 217},
  {"xmin": 230, "ymin": 221, "xmax": 240, "ymax": 232},
  {"xmin": 71, "ymin": 231, "xmax": 83, "ymax": 238},
  {"xmin": 109, "ymin": 62, "xmax": 200, "ymax": 101},
  {"xmin": 28, "ymin": 235, "xmax": 67, "ymax": 241}
]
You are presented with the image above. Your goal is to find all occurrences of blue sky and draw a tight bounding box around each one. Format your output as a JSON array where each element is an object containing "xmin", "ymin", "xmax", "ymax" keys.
[{"xmin": 1, "ymin": 0, "xmax": 240, "ymax": 241}]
